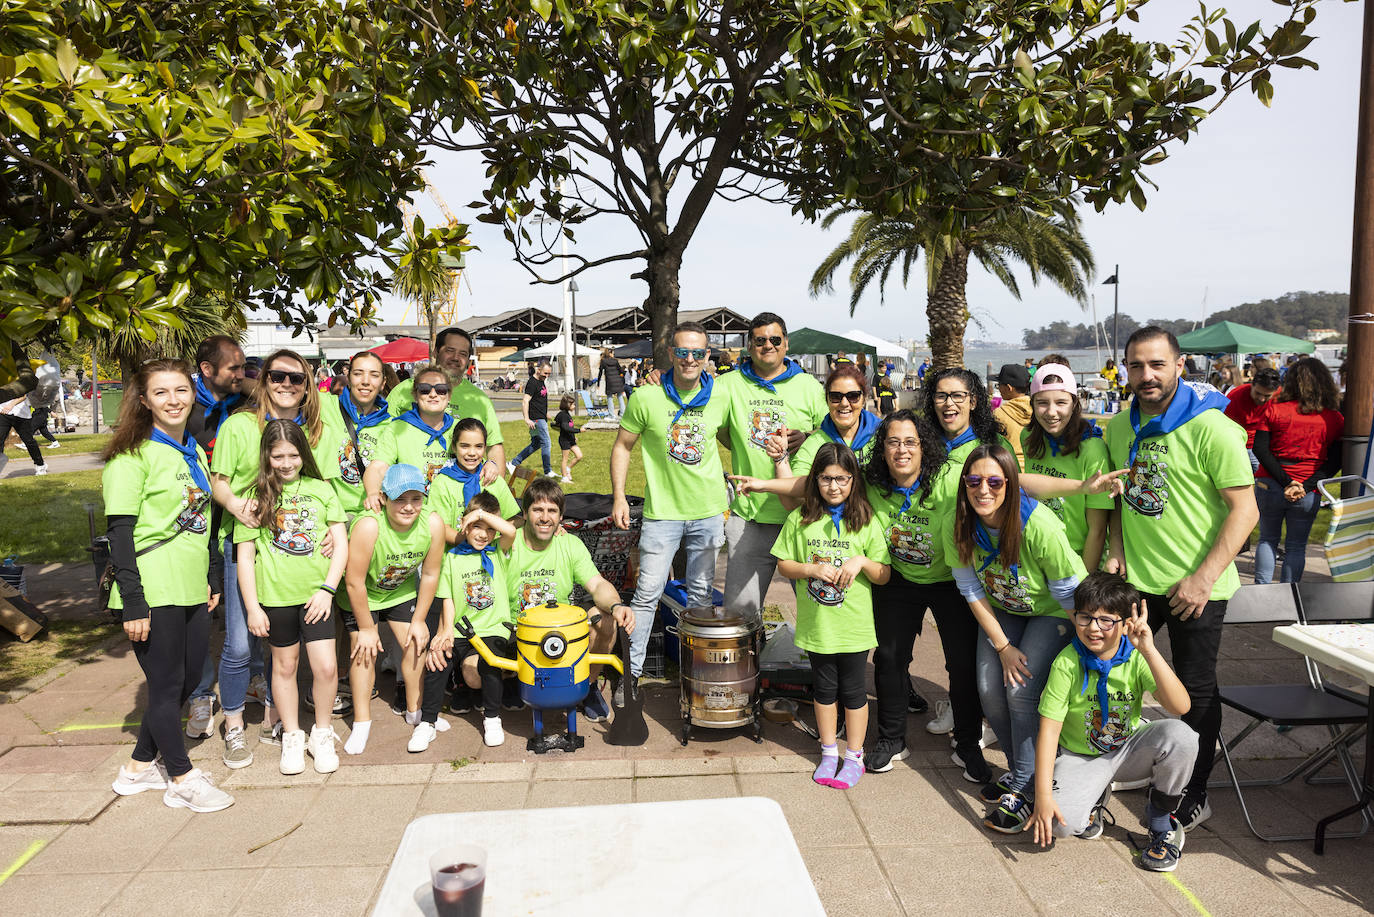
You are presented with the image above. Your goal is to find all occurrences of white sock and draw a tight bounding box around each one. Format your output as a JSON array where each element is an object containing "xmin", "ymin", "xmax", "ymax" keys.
[
  {"xmin": 404, "ymin": 710, "xmax": 420, "ymax": 726},
  {"xmin": 344, "ymin": 721, "xmax": 371, "ymax": 755}
]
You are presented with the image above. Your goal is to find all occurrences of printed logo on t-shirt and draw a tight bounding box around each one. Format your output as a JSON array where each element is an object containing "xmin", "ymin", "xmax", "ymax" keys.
[
  {"xmin": 1084, "ymin": 693, "xmax": 1136, "ymax": 753},
  {"xmin": 516, "ymin": 578, "xmax": 557, "ymax": 612},
  {"xmin": 806, "ymin": 553, "xmax": 847, "ymax": 606},
  {"xmin": 1123, "ymin": 447, "xmax": 1169, "ymax": 518},
  {"xmin": 464, "ymin": 575, "xmax": 495, "ymax": 612},
  {"xmin": 886, "ymin": 516, "xmax": 933, "ymax": 566},
  {"xmin": 424, "ymin": 461, "xmax": 444, "ymax": 483},
  {"xmin": 982, "ymin": 564, "xmax": 1033, "ymax": 614},
  {"xmin": 667, "ymin": 420, "xmax": 705, "ymax": 466},
  {"xmin": 176, "ymin": 485, "xmax": 210, "ymax": 534},
  {"xmin": 339, "ymin": 440, "xmax": 362, "ymax": 485},
  {"xmin": 747, "ymin": 407, "xmax": 785, "ymax": 450},
  {"xmin": 270, "ymin": 497, "xmax": 319, "ymax": 557},
  {"xmin": 377, "ymin": 562, "xmax": 419, "ymax": 591}
]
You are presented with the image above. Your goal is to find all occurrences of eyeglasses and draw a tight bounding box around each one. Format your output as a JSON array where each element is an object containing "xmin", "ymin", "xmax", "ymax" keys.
[
  {"xmin": 885, "ymin": 438, "xmax": 920, "ymax": 451},
  {"xmin": 1072, "ymin": 612, "xmax": 1124, "ymax": 630},
  {"xmin": 415, "ymin": 383, "xmax": 452, "ymax": 397},
  {"xmin": 267, "ymin": 370, "xmax": 306, "ymax": 386},
  {"xmin": 963, "ymin": 474, "xmax": 1005, "ymax": 490},
  {"xmin": 827, "ymin": 390, "xmax": 863, "ymax": 404},
  {"xmin": 751, "ymin": 335, "xmax": 784, "ymax": 348},
  {"xmin": 673, "ymin": 347, "xmax": 708, "ymax": 361},
  {"xmin": 933, "ymin": 391, "xmax": 970, "ymax": 404},
  {"xmin": 818, "ymin": 474, "xmax": 853, "ymax": 487}
]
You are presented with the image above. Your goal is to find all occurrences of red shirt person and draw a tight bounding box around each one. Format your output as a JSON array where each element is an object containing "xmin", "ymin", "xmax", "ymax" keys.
[{"xmin": 1223, "ymin": 368, "xmax": 1281, "ymax": 454}]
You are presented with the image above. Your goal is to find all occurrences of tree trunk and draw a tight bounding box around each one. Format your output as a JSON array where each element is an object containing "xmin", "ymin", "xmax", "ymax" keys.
[
  {"xmin": 927, "ymin": 244, "xmax": 970, "ymax": 370},
  {"xmin": 427, "ymin": 297, "xmax": 439, "ymax": 365},
  {"xmin": 641, "ymin": 247, "xmax": 683, "ymax": 371}
]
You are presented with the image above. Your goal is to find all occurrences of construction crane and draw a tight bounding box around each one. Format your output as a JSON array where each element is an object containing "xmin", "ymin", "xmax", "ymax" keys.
[{"xmin": 399, "ymin": 168, "xmax": 470, "ymax": 326}]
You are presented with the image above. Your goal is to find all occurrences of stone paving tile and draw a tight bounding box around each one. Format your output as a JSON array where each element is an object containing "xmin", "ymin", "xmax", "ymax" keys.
[
  {"xmin": 0, "ymin": 789, "xmax": 112, "ymax": 823},
  {"xmin": 846, "ymin": 767, "xmax": 990, "ymax": 847},
  {"xmin": 801, "ymin": 845, "xmax": 904, "ymax": 917},
  {"xmin": 0, "ymin": 824, "xmax": 66, "ymax": 877},
  {"xmin": 526, "ymin": 776, "xmax": 633, "ymax": 809},
  {"xmin": 732, "ymin": 751, "xmax": 815, "ymax": 773},
  {"xmin": 99, "ymin": 868, "xmax": 255, "ymax": 917},
  {"xmin": 326, "ymin": 762, "xmax": 437, "ymax": 786},
  {"xmin": 632, "ymin": 774, "xmax": 739, "ymax": 803},
  {"xmin": 533, "ymin": 757, "xmax": 633, "ymax": 781},
  {"xmin": 220, "ymin": 762, "xmax": 331, "ymax": 789},
  {"xmin": 415, "ymin": 780, "xmax": 532, "ymax": 817},
  {"xmin": 633, "ymin": 755, "xmax": 736, "ymax": 777},
  {"xmin": 430, "ymin": 760, "xmax": 534, "ymax": 783},
  {"xmin": 20, "ymin": 795, "xmax": 189, "ymax": 874},
  {"xmin": 157, "ymin": 787, "xmax": 318, "ymax": 871},
  {"xmin": 0, "ymin": 870, "xmax": 130, "ymax": 916},
  {"xmin": 1225, "ymin": 835, "xmax": 1374, "ymax": 917},
  {"xmin": 876, "ymin": 843, "xmax": 1035, "ymax": 915},
  {"xmin": 234, "ymin": 864, "xmax": 386, "ymax": 917},
  {"xmin": 1152, "ymin": 836, "xmax": 1308, "ymax": 917},
  {"xmin": 13, "ymin": 690, "xmax": 130, "ymax": 732},
  {"xmin": 276, "ymin": 785, "xmax": 423, "ymax": 868},
  {"xmin": 0, "ymin": 743, "xmax": 120, "ymax": 773},
  {"xmin": 0, "ymin": 704, "xmax": 42, "ymax": 736},
  {"xmin": 995, "ymin": 832, "xmax": 1176, "ymax": 916},
  {"xmin": 736, "ymin": 773, "xmax": 863, "ymax": 848}
]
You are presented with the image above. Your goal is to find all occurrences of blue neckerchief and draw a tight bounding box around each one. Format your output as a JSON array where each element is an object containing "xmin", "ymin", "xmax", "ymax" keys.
[
  {"xmin": 1126, "ymin": 381, "xmax": 1229, "ymax": 467},
  {"xmin": 449, "ymin": 541, "xmax": 495, "ymax": 577},
  {"xmin": 892, "ymin": 478, "xmax": 922, "ymax": 515},
  {"xmin": 826, "ymin": 501, "xmax": 847, "ymax": 537},
  {"xmin": 150, "ymin": 429, "xmax": 211, "ymax": 493},
  {"xmin": 1071, "ymin": 634, "xmax": 1134, "ymax": 728},
  {"xmin": 663, "ymin": 371, "xmax": 713, "ymax": 425},
  {"xmin": 944, "ymin": 426, "xmax": 978, "ymax": 451},
  {"xmin": 1046, "ymin": 419, "xmax": 1103, "ymax": 457},
  {"xmin": 739, "ymin": 357, "xmax": 804, "ymax": 394},
  {"xmin": 193, "ymin": 377, "xmax": 244, "ymax": 435},
  {"xmin": 339, "ymin": 387, "xmax": 390, "ymax": 430},
  {"xmin": 820, "ymin": 409, "xmax": 881, "ymax": 454},
  {"xmin": 973, "ymin": 490, "xmax": 1038, "ymax": 578},
  {"xmin": 436, "ymin": 461, "xmax": 482, "ymax": 508},
  {"xmin": 265, "ymin": 409, "xmax": 306, "ymax": 425},
  {"xmin": 398, "ymin": 406, "xmax": 454, "ymax": 447}
]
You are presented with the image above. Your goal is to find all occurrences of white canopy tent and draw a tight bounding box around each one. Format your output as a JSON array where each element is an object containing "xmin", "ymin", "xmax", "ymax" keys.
[
  {"xmin": 841, "ymin": 329, "xmax": 906, "ymax": 358},
  {"xmin": 525, "ymin": 336, "xmax": 600, "ymax": 358}
]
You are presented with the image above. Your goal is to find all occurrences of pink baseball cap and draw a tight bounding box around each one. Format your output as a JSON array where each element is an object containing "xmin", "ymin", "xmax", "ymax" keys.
[{"xmin": 1030, "ymin": 363, "xmax": 1076, "ymax": 397}]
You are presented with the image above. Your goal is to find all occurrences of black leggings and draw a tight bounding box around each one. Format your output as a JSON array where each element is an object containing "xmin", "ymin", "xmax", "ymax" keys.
[
  {"xmin": 422, "ymin": 635, "xmax": 513, "ymax": 722},
  {"xmin": 0, "ymin": 414, "xmax": 42, "ymax": 465},
  {"xmin": 811, "ymin": 650, "xmax": 869, "ymax": 710},
  {"xmin": 132, "ymin": 604, "xmax": 209, "ymax": 777}
]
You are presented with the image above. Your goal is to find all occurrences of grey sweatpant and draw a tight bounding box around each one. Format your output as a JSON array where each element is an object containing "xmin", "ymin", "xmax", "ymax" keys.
[
  {"xmin": 723, "ymin": 516, "xmax": 783, "ymax": 629},
  {"xmin": 1051, "ymin": 718, "xmax": 1199, "ymax": 838}
]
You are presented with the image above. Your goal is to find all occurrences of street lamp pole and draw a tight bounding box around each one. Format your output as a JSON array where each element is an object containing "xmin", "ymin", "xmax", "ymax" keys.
[{"xmin": 566, "ymin": 280, "xmax": 579, "ymax": 396}]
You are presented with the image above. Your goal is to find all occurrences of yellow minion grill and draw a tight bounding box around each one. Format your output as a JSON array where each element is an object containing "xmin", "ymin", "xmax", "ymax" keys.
[{"xmin": 460, "ymin": 601, "xmax": 622, "ymax": 754}]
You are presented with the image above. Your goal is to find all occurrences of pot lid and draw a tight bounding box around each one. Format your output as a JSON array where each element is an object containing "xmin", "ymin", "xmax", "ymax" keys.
[{"xmin": 680, "ymin": 605, "xmax": 746, "ymax": 627}]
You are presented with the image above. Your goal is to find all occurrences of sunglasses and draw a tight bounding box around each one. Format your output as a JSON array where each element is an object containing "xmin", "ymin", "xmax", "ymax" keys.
[
  {"xmin": 827, "ymin": 390, "xmax": 863, "ymax": 404},
  {"xmin": 673, "ymin": 347, "xmax": 708, "ymax": 361},
  {"xmin": 1072, "ymin": 612, "xmax": 1124, "ymax": 630},
  {"xmin": 751, "ymin": 335, "xmax": 784, "ymax": 348},
  {"xmin": 963, "ymin": 474, "xmax": 1006, "ymax": 490},
  {"xmin": 415, "ymin": 383, "xmax": 452, "ymax": 397},
  {"xmin": 267, "ymin": 370, "xmax": 306, "ymax": 386}
]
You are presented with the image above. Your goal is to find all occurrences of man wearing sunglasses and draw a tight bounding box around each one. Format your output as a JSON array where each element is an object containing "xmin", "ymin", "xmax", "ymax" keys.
[
  {"xmin": 388, "ymin": 328, "xmax": 505, "ymax": 484},
  {"xmin": 714, "ymin": 312, "xmax": 825, "ymax": 626},
  {"xmin": 611, "ymin": 321, "xmax": 732, "ymax": 679}
]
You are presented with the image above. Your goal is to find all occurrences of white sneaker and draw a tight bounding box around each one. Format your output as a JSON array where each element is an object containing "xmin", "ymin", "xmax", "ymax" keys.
[
  {"xmin": 186, "ymin": 696, "xmax": 216, "ymax": 739},
  {"xmin": 949, "ymin": 721, "xmax": 1000, "ymax": 750},
  {"xmin": 112, "ymin": 760, "xmax": 169, "ymax": 796},
  {"xmin": 308, "ymin": 725, "xmax": 340, "ymax": 774},
  {"xmin": 407, "ymin": 722, "xmax": 437, "ymax": 753},
  {"xmin": 47, "ymin": 440, "xmax": 59, "ymax": 448},
  {"xmin": 245, "ymin": 674, "xmax": 270, "ymax": 706},
  {"xmin": 279, "ymin": 729, "xmax": 307, "ymax": 775},
  {"xmin": 925, "ymin": 700, "xmax": 954, "ymax": 735},
  {"xmin": 34, "ymin": 464, "xmax": 47, "ymax": 476},
  {"xmin": 162, "ymin": 768, "xmax": 234, "ymax": 813},
  {"xmin": 483, "ymin": 716, "xmax": 505, "ymax": 747},
  {"xmin": 561, "ymin": 475, "xmax": 573, "ymax": 484},
  {"xmin": 405, "ymin": 710, "xmax": 450, "ymax": 732}
]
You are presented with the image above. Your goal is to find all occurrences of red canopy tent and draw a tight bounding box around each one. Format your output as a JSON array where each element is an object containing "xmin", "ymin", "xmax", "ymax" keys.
[{"xmin": 369, "ymin": 337, "xmax": 431, "ymax": 364}]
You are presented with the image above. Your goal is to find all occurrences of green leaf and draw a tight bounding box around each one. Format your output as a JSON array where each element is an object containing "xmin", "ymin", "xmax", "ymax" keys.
[{"xmin": 56, "ymin": 38, "xmax": 78, "ymax": 82}]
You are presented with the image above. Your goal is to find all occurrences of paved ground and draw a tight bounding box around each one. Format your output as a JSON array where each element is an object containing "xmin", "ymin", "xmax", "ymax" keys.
[{"xmin": 1, "ymin": 545, "xmax": 1371, "ymax": 914}]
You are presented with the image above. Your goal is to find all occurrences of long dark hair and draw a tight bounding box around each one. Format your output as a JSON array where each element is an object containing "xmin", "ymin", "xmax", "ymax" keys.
[
  {"xmin": 864, "ymin": 410, "xmax": 946, "ymax": 506},
  {"xmin": 1024, "ymin": 367, "xmax": 1091, "ymax": 459},
  {"xmin": 1276, "ymin": 357, "xmax": 1340, "ymax": 414},
  {"xmin": 953, "ymin": 444, "xmax": 1023, "ymax": 570},
  {"xmin": 448, "ymin": 417, "xmax": 488, "ymax": 461},
  {"xmin": 922, "ymin": 367, "xmax": 1003, "ymax": 444},
  {"xmin": 800, "ymin": 442, "xmax": 874, "ymax": 533},
  {"xmin": 252, "ymin": 419, "xmax": 324, "ymax": 535},
  {"xmin": 103, "ymin": 359, "xmax": 195, "ymax": 461}
]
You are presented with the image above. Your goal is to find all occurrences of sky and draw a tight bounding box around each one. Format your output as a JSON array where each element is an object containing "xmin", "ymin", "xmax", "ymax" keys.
[{"xmin": 374, "ymin": 1, "xmax": 1365, "ymax": 348}]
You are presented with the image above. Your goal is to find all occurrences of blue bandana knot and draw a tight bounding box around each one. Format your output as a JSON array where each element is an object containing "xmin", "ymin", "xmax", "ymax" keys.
[
  {"xmin": 663, "ymin": 372, "xmax": 713, "ymax": 425},
  {"xmin": 820, "ymin": 410, "xmax": 881, "ymax": 455},
  {"xmin": 1071, "ymin": 634, "xmax": 1135, "ymax": 728},
  {"xmin": 398, "ymin": 406, "xmax": 454, "ymax": 447},
  {"xmin": 150, "ymin": 429, "xmax": 211, "ymax": 493},
  {"xmin": 450, "ymin": 541, "xmax": 496, "ymax": 577},
  {"xmin": 739, "ymin": 357, "xmax": 803, "ymax": 394}
]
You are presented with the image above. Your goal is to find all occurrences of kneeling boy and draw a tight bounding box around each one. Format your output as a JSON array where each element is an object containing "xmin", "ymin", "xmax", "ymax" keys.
[{"xmin": 1031, "ymin": 571, "xmax": 1198, "ymax": 872}]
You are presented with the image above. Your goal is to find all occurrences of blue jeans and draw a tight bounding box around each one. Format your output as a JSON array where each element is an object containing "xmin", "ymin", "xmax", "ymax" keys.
[
  {"xmin": 190, "ymin": 535, "xmax": 265, "ymax": 702},
  {"xmin": 627, "ymin": 515, "xmax": 725, "ymax": 676},
  {"xmin": 218, "ymin": 535, "xmax": 269, "ymax": 716},
  {"xmin": 975, "ymin": 610, "xmax": 1072, "ymax": 794},
  {"xmin": 1255, "ymin": 479, "xmax": 1321, "ymax": 584},
  {"xmin": 514, "ymin": 420, "xmax": 551, "ymax": 474}
]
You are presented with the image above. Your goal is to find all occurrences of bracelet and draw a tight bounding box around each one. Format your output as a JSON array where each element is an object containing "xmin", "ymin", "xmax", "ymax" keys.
[
  {"xmin": 994, "ymin": 640, "xmax": 1010, "ymax": 653},
  {"xmin": 320, "ymin": 584, "xmax": 336, "ymax": 595}
]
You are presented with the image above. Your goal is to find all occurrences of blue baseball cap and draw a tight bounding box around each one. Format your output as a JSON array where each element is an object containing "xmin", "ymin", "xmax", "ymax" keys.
[{"xmin": 382, "ymin": 463, "xmax": 427, "ymax": 499}]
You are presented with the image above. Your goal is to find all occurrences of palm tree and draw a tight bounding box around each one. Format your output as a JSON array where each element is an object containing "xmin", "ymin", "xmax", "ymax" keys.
[
  {"xmin": 809, "ymin": 203, "xmax": 1095, "ymax": 370},
  {"xmin": 101, "ymin": 292, "xmax": 244, "ymax": 383},
  {"xmin": 391, "ymin": 224, "xmax": 459, "ymax": 362}
]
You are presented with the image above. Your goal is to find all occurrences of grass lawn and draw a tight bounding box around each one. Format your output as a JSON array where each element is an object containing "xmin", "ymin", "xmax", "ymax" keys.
[
  {"xmin": 5, "ymin": 431, "xmax": 111, "ymax": 458},
  {"xmin": 0, "ymin": 468, "xmax": 104, "ymax": 563},
  {"xmin": 0, "ymin": 617, "xmax": 122, "ymax": 693}
]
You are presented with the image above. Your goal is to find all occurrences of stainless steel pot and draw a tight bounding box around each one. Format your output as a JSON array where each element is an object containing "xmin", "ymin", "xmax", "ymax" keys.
[{"xmin": 671, "ymin": 606, "xmax": 763, "ymax": 744}]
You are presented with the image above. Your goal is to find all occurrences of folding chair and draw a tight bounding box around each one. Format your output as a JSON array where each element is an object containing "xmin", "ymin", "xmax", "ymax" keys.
[
  {"xmin": 1212, "ymin": 583, "xmax": 1371, "ymax": 841},
  {"xmin": 578, "ymin": 389, "xmax": 611, "ymax": 420},
  {"xmin": 1318, "ymin": 476, "xmax": 1374, "ymax": 583},
  {"xmin": 506, "ymin": 465, "xmax": 541, "ymax": 500}
]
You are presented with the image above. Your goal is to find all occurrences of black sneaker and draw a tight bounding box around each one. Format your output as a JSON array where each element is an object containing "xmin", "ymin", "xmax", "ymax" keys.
[
  {"xmin": 907, "ymin": 683, "xmax": 929, "ymax": 714},
  {"xmin": 448, "ymin": 685, "xmax": 474, "ymax": 715},
  {"xmin": 951, "ymin": 745, "xmax": 993, "ymax": 785},
  {"xmin": 866, "ymin": 738, "xmax": 910, "ymax": 774},
  {"xmin": 390, "ymin": 681, "xmax": 407, "ymax": 716},
  {"xmin": 1137, "ymin": 816, "xmax": 1185, "ymax": 872},
  {"xmin": 979, "ymin": 774, "xmax": 1015, "ymax": 804},
  {"xmin": 1175, "ymin": 789, "xmax": 1211, "ymax": 832},
  {"xmin": 984, "ymin": 792, "xmax": 1032, "ymax": 834},
  {"xmin": 1078, "ymin": 787, "xmax": 1114, "ymax": 840}
]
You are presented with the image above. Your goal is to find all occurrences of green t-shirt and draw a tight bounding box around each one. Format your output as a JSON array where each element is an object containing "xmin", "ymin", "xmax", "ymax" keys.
[
  {"xmin": 866, "ymin": 481, "xmax": 951, "ymax": 584},
  {"xmin": 102, "ymin": 441, "xmax": 214, "ymax": 609},
  {"xmin": 1039, "ymin": 643, "xmax": 1157, "ymax": 757},
  {"xmin": 504, "ymin": 529, "xmax": 601, "ymax": 614},
  {"xmin": 388, "ymin": 378, "xmax": 504, "ymax": 447},
  {"xmin": 374, "ymin": 417, "xmax": 455, "ymax": 484},
  {"xmin": 212, "ymin": 409, "xmax": 343, "ymax": 536},
  {"xmin": 336, "ymin": 510, "xmax": 434, "ymax": 613},
  {"xmin": 1104, "ymin": 405, "xmax": 1252, "ymax": 600},
  {"xmin": 770, "ymin": 509, "xmax": 890, "ymax": 654},
  {"xmin": 941, "ymin": 502, "xmax": 1086, "ymax": 618},
  {"xmin": 791, "ymin": 426, "xmax": 877, "ymax": 480},
  {"xmin": 931, "ymin": 434, "xmax": 1015, "ymax": 509},
  {"xmin": 233, "ymin": 477, "xmax": 345, "ymax": 607},
  {"xmin": 1019, "ymin": 429, "xmax": 1114, "ymax": 556},
  {"xmin": 620, "ymin": 380, "xmax": 730, "ymax": 521},
  {"xmin": 427, "ymin": 473, "xmax": 520, "ymax": 530},
  {"xmin": 716, "ymin": 368, "xmax": 826, "ymax": 524},
  {"xmin": 437, "ymin": 549, "xmax": 513, "ymax": 639},
  {"xmin": 328, "ymin": 410, "xmax": 392, "ymax": 516}
]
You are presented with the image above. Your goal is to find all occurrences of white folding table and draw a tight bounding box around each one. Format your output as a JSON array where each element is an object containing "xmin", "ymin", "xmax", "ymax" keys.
[
  {"xmin": 372, "ymin": 796, "xmax": 825, "ymax": 916},
  {"xmin": 1272, "ymin": 623, "xmax": 1374, "ymax": 853}
]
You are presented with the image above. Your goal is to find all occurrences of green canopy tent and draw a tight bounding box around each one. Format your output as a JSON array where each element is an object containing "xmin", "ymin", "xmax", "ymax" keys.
[
  {"xmin": 786, "ymin": 328, "xmax": 878, "ymax": 357},
  {"xmin": 1175, "ymin": 321, "xmax": 1315, "ymax": 356}
]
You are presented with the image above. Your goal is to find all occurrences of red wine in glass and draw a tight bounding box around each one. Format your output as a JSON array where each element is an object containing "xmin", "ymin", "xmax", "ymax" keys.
[{"xmin": 432, "ymin": 862, "xmax": 484, "ymax": 917}]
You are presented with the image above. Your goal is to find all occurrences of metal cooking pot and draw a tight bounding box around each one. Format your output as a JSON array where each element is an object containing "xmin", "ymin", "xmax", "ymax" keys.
[{"xmin": 672, "ymin": 606, "xmax": 763, "ymax": 744}]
